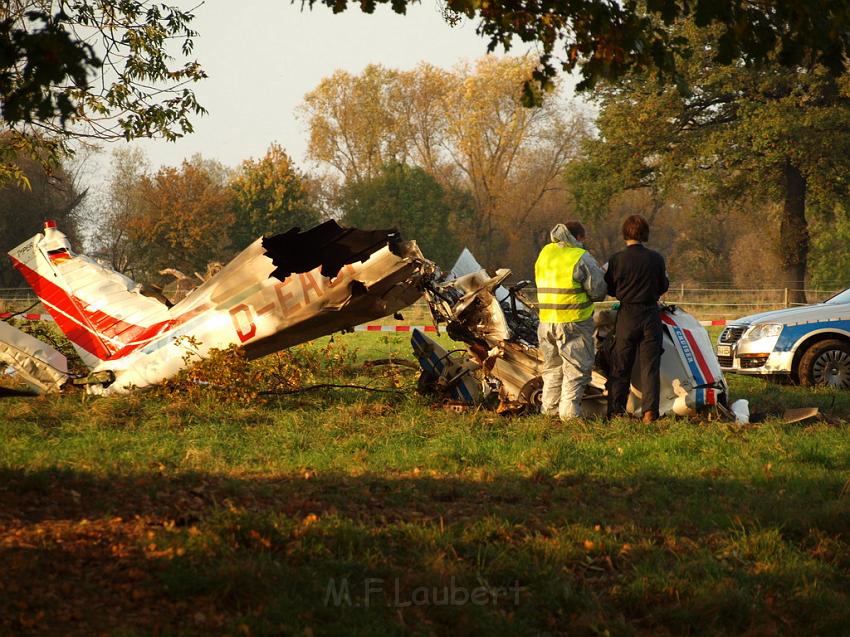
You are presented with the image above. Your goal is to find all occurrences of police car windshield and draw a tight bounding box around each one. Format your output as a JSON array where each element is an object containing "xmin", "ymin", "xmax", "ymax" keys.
[{"xmin": 824, "ymin": 288, "xmax": 850, "ymax": 305}]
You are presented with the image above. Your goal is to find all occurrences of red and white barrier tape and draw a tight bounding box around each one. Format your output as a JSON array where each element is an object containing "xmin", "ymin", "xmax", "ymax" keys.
[
  {"xmin": 1, "ymin": 313, "xmax": 728, "ymax": 330},
  {"xmin": 353, "ymin": 320, "xmax": 728, "ymax": 330},
  {"xmin": 352, "ymin": 324, "xmax": 438, "ymax": 332}
]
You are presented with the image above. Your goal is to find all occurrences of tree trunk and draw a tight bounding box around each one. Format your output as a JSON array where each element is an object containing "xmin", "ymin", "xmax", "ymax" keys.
[{"xmin": 778, "ymin": 160, "xmax": 808, "ymax": 305}]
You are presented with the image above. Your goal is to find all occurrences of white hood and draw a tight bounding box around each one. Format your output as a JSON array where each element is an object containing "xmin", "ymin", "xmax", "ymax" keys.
[{"xmin": 731, "ymin": 303, "xmax": 850, "ymax": 326}]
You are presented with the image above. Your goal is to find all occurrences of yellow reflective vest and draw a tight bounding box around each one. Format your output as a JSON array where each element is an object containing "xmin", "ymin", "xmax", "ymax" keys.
[{"xmin": 534, "ymin": 243, "xmax": 593, "ymax": 323}]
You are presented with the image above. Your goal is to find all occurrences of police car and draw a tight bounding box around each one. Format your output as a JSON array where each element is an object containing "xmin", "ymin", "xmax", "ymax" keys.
[{"xmin": 716, "ymin": 288, "xmax": 850, "ymax": 388}]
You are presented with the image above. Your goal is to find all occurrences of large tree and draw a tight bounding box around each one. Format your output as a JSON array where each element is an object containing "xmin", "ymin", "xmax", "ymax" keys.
[
  {"xmin": 127, "ymin": 157, "xmax": 235, "ymax": 281},
  {"xmin": 302, "ymin": 57, "xmax": 587, "ymax": 269},
  {"xmin": 228, "ymin": 143, "xmax": 321, "ymax": 251},
  {"xmin": 87, "ymin": 147, "xmax": 149, "ymax": 275},
  {"xmin": 0, "ymin": 143, "xmax": 85, "ymax": 286},
  {"xmin": 568, "ymin": 22, "xmax": 850, "ymax": 303},
  {"xmin": 0, "ymin": 1, "xmax": 206, "ymax": 185},
  {"xmin": 436, "ymin": 57, "xmax": 586, "ymax": 265},
  {"xmin": 339, "ymin": 162, "xmax": 468, "ymax": 268},
  {"xmin": 303, "ymin": 0, "xmax": 850, "ymax": 98},
  {"xmin": 300, "ymin": 65, "xmax": 404, "ymax": 184}
]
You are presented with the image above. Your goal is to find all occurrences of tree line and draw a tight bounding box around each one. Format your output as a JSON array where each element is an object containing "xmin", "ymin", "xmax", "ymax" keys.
[
  {"xmin": 567, "ymin": 21, "xmax": 850, "ymax": 303},
  {"xmin": 2, "ymin": 57, "xmax": 588, "ymax": 286},
  {"xmin": 3, "ymin": 38, "xmax": 850, "ymax": 297}
]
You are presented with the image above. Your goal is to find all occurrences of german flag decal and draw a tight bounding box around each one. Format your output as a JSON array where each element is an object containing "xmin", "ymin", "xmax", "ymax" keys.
[{"xmin": 47, "ymin": 248, "xmax": 72, "ymax": 264}]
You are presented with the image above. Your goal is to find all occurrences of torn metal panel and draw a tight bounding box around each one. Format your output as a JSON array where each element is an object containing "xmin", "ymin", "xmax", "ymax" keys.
[
  {"xmin": 243, "ymin": 236, "xmax": 427, "ymax": 360},
  {"xmin": 449, "ymin": 270, "xmax": 512, "ymax": 343},
  {"xmin": 411, "ymin": 328, "xmax": 481, "ymax": 404},
  {"xmin": 263, "ymin": 221, "xmax": 405, "ymax": 280},
  {"xmin": 9, "ymin": 220, "xmax": 432, "ymax": 395},
  {"xmin": 0, "ymin": 321, "xmax": 68, "ymax": 394},
  {"xmin": 418, "ymin": 254, "xmax": 729, "ymax": 418},
  {"xmin": 489, "ymin": 343, "xmax": 543, "ymax": 404},
  {"xmin": 450, "ymin": 248, "xmax": 529, "ymax": 312}
]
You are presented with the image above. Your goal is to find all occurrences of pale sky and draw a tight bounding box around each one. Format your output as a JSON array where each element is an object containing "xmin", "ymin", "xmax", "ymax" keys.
[{"xmin": 88, "ymin": 0, "xmax": 539, "ymax": 178}]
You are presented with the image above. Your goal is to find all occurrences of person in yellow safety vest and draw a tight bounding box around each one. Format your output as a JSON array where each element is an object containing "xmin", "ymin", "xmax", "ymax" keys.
[{"xmin": 535, "ymin": 222, "xmax": 608, "ymax": 420}]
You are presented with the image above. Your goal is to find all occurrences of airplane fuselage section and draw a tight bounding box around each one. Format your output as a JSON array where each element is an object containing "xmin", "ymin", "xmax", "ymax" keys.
[
  {"xmin": 89, "ymin": 247, "xmax": 422, "ymax": 394},
  {"xmin": 9, "ymin": 222, "xmax": 429, "ymax": 396}
]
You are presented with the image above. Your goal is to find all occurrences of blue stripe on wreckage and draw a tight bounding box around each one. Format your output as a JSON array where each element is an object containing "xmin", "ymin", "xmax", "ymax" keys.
[
  {"xmin": 411, "ymin": 330, "xmax": 440, "ymax": 374},
  {"xmin": 452, "ymin": 375, "xmax": 475, "ymax": 404},
  {"xmin": 140, "ymin": 315, "xmax": 208, "ymax": 355},
  {"xmin": 426, "ymin": 348, "xmax": 475, "ymax": 404},
  {"xmin": 664, "ymin": 319, "xmax": 707, "ymax": 388},
  {"xmin": 411, "ymin": 329, "xmax": 475, "ymax": 404}
]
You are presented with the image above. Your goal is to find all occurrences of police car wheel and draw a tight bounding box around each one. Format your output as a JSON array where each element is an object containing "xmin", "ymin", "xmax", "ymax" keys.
[{"xmin": 798, "ymin": 339, "xmax": 850, "ymax": 389}]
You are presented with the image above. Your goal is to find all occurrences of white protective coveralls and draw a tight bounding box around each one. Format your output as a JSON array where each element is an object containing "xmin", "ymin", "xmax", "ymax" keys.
[{"xmin": 537, "ymin": 224, "xmax": 607, "ymax": 420}]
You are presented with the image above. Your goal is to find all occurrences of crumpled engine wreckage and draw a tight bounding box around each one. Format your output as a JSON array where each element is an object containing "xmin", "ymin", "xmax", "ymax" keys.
[
  {"xmin": 2, "ymin": 221, "xmax": 727, "ymax": 419},
  {"xmin": 413, "ymin": 260, "xmax": 728, "ymax": 418}
]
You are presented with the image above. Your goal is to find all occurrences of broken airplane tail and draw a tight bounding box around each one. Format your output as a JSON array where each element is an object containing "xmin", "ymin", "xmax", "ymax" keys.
[{"xmin": 8, "ymin": 220, "xmax": 172, "ymax": 369}]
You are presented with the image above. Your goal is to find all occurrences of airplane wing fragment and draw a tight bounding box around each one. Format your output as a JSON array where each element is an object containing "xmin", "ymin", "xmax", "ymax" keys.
[{"xmin": 0, "ymin": 321, "xmax": 68, "ymax": 394}]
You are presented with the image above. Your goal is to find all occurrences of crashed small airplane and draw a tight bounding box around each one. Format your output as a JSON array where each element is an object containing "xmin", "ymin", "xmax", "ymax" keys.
[
  {"xmin": 2, "ymin": 221, "xmax": 728, "ymax": 420},
  {"xmin": 5, "ymin": 220, "xmax": 430, "ymax": 394},
  {"xmin": 412, "ymin": 253, "xmax": 729, "ymax": 418}
]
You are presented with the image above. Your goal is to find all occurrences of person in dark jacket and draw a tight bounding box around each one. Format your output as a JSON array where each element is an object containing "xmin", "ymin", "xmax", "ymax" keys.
[{"xmin": 604, "ymin": 215, "xmax": 669, "ymax": 423}]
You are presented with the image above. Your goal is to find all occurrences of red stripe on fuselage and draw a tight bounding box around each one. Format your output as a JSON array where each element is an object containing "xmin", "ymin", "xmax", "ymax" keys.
[
  {"xmin": 10, "ymin": 255, "xmax": 210, "ymax": 361},
  {"xmin": 26, "ymin": 263, "xmax": 154, "ymax": 343},
  {"xmin": 661, "ymin": 312, "xmax": 716, "ymax": 384},
  {"xmin": 49, "ymin": 305, "xmax": 113, "ymax": 359},
  {"xmin": 105, "ymin": 303, "xmax": 212, "ymax": 360},
  {"xmin": 11, "ymin": 256, "xmax": 115, "ymax": 359},
  {"xmin": 682, "ymin": 328, "xmax": 716, "ymax": 384}
]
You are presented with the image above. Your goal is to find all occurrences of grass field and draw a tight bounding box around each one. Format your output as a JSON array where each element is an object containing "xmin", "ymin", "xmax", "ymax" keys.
[{"xmin": 1, "ymin": 333, "xmax": 849, "ymax": 636}]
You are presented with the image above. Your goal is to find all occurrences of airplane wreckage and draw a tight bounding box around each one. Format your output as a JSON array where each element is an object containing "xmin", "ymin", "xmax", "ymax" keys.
[{"xmin": 1, "ymin": 220, "xmax": 731, "ymax": 419}]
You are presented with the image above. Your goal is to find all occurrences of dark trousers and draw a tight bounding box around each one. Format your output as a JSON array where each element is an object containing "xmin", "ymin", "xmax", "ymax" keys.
[{"xmin": 607, "ymin": 304, "xmax": 663, "ymax": 417}]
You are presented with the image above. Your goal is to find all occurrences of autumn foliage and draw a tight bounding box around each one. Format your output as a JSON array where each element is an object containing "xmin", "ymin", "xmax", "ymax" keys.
[
  {"xmin": 130, "ymin": 160, "xmax": 236, "ymax": 277},
  {"xmin": 88, "ymin": 146, "xmax": 321, "ymax": 283},
  {"xmin": 301, "ymin": 57, "xmax": 588, "ymax": 274}
]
